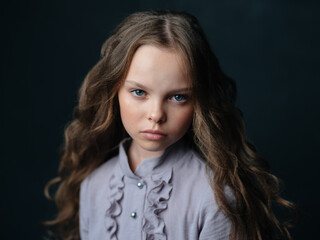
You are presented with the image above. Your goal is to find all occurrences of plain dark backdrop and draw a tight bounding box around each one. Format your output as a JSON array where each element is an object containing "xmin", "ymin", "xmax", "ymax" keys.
[{"xmin": 1, "ymin": 0, "xmax": 319, "ymax": 239}]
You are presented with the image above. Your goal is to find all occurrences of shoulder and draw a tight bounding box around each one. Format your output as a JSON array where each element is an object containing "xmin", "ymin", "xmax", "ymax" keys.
[
  {"xmin": 169, "ymin": 148, "xmax": 234, "ymax": 235},
  {"xmin": 170, "ymin": 149, "xmax": 214, "ymax": 209},
  {"xmin": 184, "ymin": 151, "xmax": 235, "ymax": 238},
  {"xmin": 173, "ymin": 148, "xmax": 207, "ymax": 173},
  {"xmin": 172, "ymin": 149, "xmax": 211, "ymax": 189},
  {"xmin": 80, "ymin": 154, "xmax": 119, "ymax": 194},
  {"xmin": 171, "ymin": 147, "xmax": 236, "ymax": 207}
]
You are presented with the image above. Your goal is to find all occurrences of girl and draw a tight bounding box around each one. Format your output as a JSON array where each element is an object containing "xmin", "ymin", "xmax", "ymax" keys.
[{"xmin": 45, "ymin": 10, "xmax": 296, "ymax": 240}]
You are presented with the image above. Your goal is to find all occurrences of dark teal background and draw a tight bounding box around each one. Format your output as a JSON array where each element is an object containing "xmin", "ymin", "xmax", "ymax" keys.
[{"xmin": 1, "ymin": 0, "xmax": 319, "ymax": 239}]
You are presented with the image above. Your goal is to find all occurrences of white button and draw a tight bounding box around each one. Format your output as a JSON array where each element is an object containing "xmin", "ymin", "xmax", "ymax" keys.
[
  {"xmin": 137, "ymin": 182, "xmax": 143, "ymax": 189},
  {"xmin": 131, "ymin": 212, "xmax": 137, "ymax": 218}
]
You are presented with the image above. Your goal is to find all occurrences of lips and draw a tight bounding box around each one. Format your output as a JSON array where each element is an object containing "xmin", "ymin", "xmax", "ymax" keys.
[{"xmin": 140, "ymin": 130, "xmax": 167, "ymax": 141}]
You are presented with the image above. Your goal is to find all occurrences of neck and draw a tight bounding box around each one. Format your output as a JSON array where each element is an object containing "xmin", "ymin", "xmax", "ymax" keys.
[{"xmin": 127, "ymin": 141, "xmax": 164, "ymax": 172}]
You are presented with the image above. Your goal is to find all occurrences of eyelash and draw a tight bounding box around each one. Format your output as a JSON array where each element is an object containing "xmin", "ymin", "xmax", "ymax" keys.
[
  {"xmin": 131, "ymin": 89, "xmax": 145, "ymax": 97},
  {"xmin": 130, "ymin": 89, "xmax": 188, "ymax": 103},
  {"xmin": 171, "ymin": 94, "xmax": 187, "ymax": 102}
]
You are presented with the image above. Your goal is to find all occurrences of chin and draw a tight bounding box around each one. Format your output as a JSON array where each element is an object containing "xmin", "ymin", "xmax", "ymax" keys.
[{"xmin": 139, "ymin": 140, "xmax": 170, "ymax": 152}]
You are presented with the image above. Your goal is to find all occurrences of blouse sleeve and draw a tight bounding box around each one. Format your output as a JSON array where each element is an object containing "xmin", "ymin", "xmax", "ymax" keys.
[
  {"xmin": 198, "ymin": 187, "xmax": 233, "ymax": 240},
  {"xmin": 79, "ymin": 177, "xmax": 90, "ymax": 240}
]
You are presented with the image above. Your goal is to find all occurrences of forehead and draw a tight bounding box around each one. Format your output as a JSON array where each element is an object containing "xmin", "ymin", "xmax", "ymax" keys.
[{"xmin": 124, "ymin": 45, "xmax": 190, "ymax": 90}]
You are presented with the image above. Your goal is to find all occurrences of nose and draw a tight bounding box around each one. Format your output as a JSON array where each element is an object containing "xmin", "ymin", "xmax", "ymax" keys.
[{"xmin": 147, "ymin": 101, "xmax": 166, "ymax": 124}]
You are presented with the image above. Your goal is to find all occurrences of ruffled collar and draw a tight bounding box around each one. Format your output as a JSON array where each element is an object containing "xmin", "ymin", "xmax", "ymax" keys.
[
  {"xmin": 118, "ymin": 138, "xmax": 186, "ymax": 179},
  {"xmin": 105, "ymin": 137, "xmax": 191, "ymax": 240}
]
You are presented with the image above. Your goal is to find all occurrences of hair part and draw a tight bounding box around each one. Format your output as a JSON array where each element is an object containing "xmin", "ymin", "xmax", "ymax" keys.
[{"xmin": 45, "ymin": 10, "xmax": 297, "ymax": 240}]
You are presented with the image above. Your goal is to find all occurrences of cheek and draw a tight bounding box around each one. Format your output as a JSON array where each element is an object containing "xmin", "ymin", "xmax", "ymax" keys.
[
  {"xmin": 118, "ymin": 92, "xmax": 130, "ymax": 124},
  {"xmin": 171, "ymin": 106, "xmax": 194, "ymax": 132},
  {"xmin": 118, "ymin": 92, "xmax": 143, "ymax": 128},
  {"xmin": 120, "ymin": 102, "xmax": 134, "ymax": 124}
]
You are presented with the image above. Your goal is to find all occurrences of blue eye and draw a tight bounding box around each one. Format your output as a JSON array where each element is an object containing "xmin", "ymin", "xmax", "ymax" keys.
[
  {"xmin": 172, "ymin": 94, "xmax": 186, "ymax": 102},
  {"xmin": 132, "ymin": 89, "xmax": 145, "ymax": 96}
]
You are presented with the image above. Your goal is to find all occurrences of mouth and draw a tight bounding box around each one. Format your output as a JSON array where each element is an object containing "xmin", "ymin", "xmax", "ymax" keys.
[{"xmin": 140, "ymin": 130, "xmax": 167, "ymax": 141}]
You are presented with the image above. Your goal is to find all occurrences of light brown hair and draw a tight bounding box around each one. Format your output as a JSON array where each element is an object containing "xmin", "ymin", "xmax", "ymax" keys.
[{"xmin": 45, "ymin": 10, "xmax": 297, "ymax": 240}]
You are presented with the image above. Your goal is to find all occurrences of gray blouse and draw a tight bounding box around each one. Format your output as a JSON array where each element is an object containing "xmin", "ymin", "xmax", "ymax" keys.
[{"xmin": 80, "ymin": 138, "xmax": 233, "ymax": 240}]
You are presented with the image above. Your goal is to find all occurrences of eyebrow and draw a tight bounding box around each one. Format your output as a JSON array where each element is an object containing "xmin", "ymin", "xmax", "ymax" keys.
[{"xmin": 124, "ymin": 80, "xmax": 192, "ymax": 93}]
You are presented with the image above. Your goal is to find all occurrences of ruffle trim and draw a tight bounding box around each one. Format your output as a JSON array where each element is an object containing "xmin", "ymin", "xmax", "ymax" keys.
[
  {"xmin": 105, "ymin": 172, "xmax": 125, "ymax": 240},
  {"xmin": 143, "ymin": 169, "xmax": 173, "ymax": 240}
]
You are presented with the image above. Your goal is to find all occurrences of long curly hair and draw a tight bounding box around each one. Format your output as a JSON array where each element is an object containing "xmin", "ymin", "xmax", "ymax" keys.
[{"xmin": 45, "ymin": 10, "xmax": 297, "ymax": 240}]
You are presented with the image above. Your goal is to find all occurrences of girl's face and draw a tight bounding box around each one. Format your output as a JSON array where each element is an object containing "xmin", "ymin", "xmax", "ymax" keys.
[{"xmin": 118, "ymin": 45, "xmax": 194, "ymax": 159}]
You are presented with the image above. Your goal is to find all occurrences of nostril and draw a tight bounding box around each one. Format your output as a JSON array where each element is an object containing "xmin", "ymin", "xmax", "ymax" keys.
[{"xmin": 147, "ymin": 111, "xmax": 166, "ymax": 123}]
